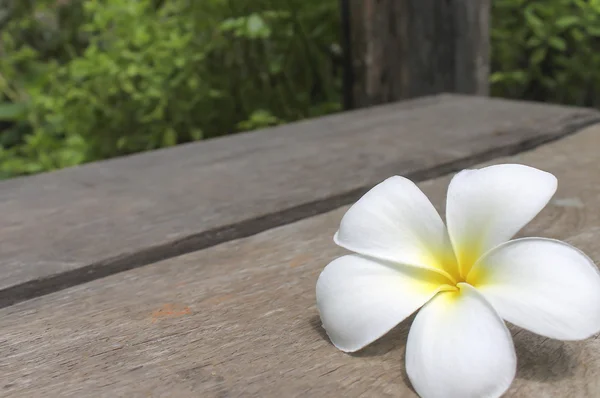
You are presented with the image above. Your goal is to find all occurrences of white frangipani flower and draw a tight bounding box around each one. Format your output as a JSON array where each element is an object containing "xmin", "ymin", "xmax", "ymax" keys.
[{"xmin": 316, "ymin": 164, "xmax": 600, "ymax": 398}]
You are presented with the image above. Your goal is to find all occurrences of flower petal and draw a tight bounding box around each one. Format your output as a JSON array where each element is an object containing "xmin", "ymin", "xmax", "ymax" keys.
[
  {"xmin": 470, "ymin": 238, "xmax": 600, "ymax": 340},
  {"xmin": 335, "ymin": 176, "xmax": 457, "ymax": 278},
  {"xmin": 316, "ymin": 254, "xmax": 450, "ymax": 352},
  {"xmin": 446, "ymin": 164, "xmax": 557, "ymax": 276},
  {"xmin": 406, "ymin": 283, "xmax": 516, "ymax": 398}
]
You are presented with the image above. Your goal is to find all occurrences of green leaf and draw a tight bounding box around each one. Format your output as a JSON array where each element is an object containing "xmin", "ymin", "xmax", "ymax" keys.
[
  {"xmin": 246, "ymin": 14, "xmax": 271, "ymax": 39},
  {"xmin": 117, "ymin": 137, "xmax": 128, "ymax": 150},
  {"xmin": 162, "ymin": 128, "xmax": 177, "ymax": 147},
  {"xmin": 219, "ymin": 17, "xmax": 244, "ymax": 32},
  {"xmin": 489, "ymin": 72, "xmax": 506, "ymax": 84},
  {"xmin": 190, "ymin": 128, "xmax": 203, "ymax": 141},
  {"xmin": 571, "ymin": 28, "xmax": 585, "ymax": 42},
  {"xmin": 0, "ymin": 102, "xmax": 26, "ymax": 121},
  {"xmin": 526, "ymin": 37, "xmax": 542, "ymax": 47},
  {"xmin": 236, "ymin": 109, "xmax": 281, "ymax": 130},
  {"xmin": 530, "ymin": 48, "xmax": 547, "ymax": 66},
  {"xmin": 587, "ymin": 26, "xmax": 600, "ymax": 37},
  {"xmin": 548, "ymin": 36, "xmax": 566, "ymax": 51},
  {"xmin": 556, "ymin": 16, "xmax": 580, "ymax": 29},
  {"xmin": 524, "ymin": 9, "xmax": 544, "ymax": 30}
]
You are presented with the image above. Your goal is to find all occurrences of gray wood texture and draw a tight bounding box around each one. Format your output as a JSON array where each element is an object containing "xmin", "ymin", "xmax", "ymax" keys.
[
  {"xmin": 349, "ymin": 0, "xmax": 491, "ymax": 107},
  {"xmin": 0, "ymin": 94, "xmax": 598, "ymax": 308},
  {"xmin": 2, "ymin": 124, "xmax": 600, "ymax": 397}
]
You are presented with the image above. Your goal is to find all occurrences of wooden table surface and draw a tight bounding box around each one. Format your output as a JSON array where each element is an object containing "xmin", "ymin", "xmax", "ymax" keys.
[{"xmin": 1, "ymin": 95, "xmax": 600, "ymax": 397}]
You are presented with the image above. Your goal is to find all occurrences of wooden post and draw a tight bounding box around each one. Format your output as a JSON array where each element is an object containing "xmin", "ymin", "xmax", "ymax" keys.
[{"xmin": 346, "ymin": 0, "xmax": 491, "ymax": 108}]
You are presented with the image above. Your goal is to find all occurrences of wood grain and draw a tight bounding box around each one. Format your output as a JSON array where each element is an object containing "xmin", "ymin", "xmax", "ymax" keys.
[
  {"xmin": 2, "ymin": 124, "xmax": 600, "ymax": 397},
  {"xmin": 0, "ymin": 94, "xmax": 599, "ymax": 308},
  {"xmin": 349, "ymin": 0, "xmax": 491, "ymax": 107}
]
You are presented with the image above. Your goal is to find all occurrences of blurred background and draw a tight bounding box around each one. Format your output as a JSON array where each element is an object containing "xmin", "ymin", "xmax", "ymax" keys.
[{"xmin": 0, "ymin": 0, "xmax": 598, "ymax": 179}]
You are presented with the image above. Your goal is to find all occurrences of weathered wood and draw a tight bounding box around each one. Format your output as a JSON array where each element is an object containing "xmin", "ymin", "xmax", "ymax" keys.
[
  {"xmin": 0, "ymin": 94, "xmax": 598, "ymax": 308},
  {"xmin": 349, "ymin": 0, "xmax": 491, "ymax": 107},
  {"xmin": 1, "ymin": 124, "xmax": 600, "ymax": 397}
]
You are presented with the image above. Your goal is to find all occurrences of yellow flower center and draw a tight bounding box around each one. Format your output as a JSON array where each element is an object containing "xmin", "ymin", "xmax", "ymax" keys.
[{"xmin": 426, "ymin": 244, "xmax": 485, "ymax": 292}]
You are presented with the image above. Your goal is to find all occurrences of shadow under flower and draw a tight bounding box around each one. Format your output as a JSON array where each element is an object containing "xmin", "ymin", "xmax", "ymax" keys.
[
  {"xmin": 308, "ymin": 313, "xmax": 415, "ymax": 356},
  {"xmin": 309, "ymin": 313, "xmax": 417, "ymax": 393},
  {"xmin": 349, "ymin": 314, "xmax": 415, "ymax": 358},
  {"xmin": 309, "ymin": 314, "xmax": 332, "ymax": 347},
  {"xmin": 309, "ymin": 313, "xmax": 577, "ymax": 390}
]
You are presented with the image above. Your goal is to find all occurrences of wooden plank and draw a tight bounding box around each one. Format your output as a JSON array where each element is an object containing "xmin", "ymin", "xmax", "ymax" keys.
[
  {"xmin": 2, "ymin": 124, "xmax": 600, "ymax": 397},
  {"xmin": 0, "ymin": 94, "xmax": 598, "ymax": 308},
  {"xmin": 348, "ymin": 0, "xmax": 491, "ymax": 107}
]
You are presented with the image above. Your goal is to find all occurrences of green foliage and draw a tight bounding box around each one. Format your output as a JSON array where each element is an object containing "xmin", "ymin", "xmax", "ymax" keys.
[
  {"xmin": 0, "ymin": 0, "xmax": 341, "ymax": 177},
  {"xmin": 491, "ymin": 0, "xmax": 600, "ymax": 106}
]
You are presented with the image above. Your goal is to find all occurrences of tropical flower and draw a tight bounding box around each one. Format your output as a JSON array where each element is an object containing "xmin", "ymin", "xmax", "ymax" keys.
[{"xmin": 316, "ymin": 164, "xmax": 600, "ymax": 398}]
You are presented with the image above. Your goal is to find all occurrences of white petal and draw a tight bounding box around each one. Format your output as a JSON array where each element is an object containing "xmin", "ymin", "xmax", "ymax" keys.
[
  {"xmin": 446, "ymin": 164, "xmax": 557, "ymax": 276},
  {"xmin": 406, "ymin": 283, "xmax": 516, "ymax": 398},
  {"xmin": 316, "ymin": 255, "xmax": 450, "ymax": 352},
  {"xmin": 470, "ymin": 238, "xmax": 600, "ymax": 340},
  {"xmin": 335, "ymin": 176, "xmax": 457, "ymax": 278}
]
